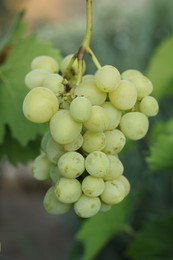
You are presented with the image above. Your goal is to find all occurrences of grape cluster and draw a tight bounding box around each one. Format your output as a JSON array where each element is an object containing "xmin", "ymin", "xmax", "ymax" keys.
[{"xmin": 23, "ymin": 55, "xmax": 159, "ymax": 218}]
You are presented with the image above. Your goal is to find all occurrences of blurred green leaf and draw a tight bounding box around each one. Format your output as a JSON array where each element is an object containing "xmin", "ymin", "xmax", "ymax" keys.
[
  {"xmin": 147, "ymin": 37, "xmax": 173, "ymax": 99},
  {"xmin": 127, "ymin": 215, "xmax": 173, "ymax": 259},
  {"xmin": 76, "ymin": 198, "xmax": 130, "ymax": 260},
  {"xmin": 147, "ymin": 119, "xmax": 173, "ymax": 171},
  {"xmin": 0, "ymin": 35, "xmax": 61, "ymax": 146}
]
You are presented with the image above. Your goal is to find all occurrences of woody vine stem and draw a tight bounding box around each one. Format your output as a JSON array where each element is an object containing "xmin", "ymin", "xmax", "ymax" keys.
[{"xmin": 64, "ymin": 0, "xmax": 101, "ymax": 84}]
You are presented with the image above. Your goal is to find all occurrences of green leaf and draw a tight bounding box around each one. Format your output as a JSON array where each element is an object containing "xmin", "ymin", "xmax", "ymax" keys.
[
  {"xmin": 146, "ymin": 37, "xmax": 173, "ymax": 99},
  {"xmin": 146, "ymin": 119, "xmax": 173, "ymax": 171},
  {"xmin": 127, "ymin": 215, "xmax": 173, "ymax": 259},
  {"xmin": 76, "ymin": 198, "xmax": 130, "ymax": 260},
  {"xmin": 0, "ymin": 127, "xmax": 41, "ymax": 165},
  {"xmin": 0, "ymin": 35, "xmax": 61, "ymax": 145}
]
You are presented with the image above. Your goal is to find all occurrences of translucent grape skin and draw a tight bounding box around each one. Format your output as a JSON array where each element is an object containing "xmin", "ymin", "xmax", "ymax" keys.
[
  {"xmin": 69, "ymin": 96, "xmax": 92, "ymax": 122},
  {"xmin": 31, "ymin": 55, "xmax": 59, "ymax": 73},
  {"xmin": 42, "ymin": 73, "xmax": 65, "ymax": 95},
  {"xmin": 43, "ymin": 186, "xmax": 71, "ymax": 215},
  {"xmin": 139, "ymin": 96, "xmax": 159, "ymax": 116},
  {"xmin": 85, "ymin": 151, "xmax": 109, "ymax": 178},
  {"xmin": 82, "ymin": 131, "xmax": 106, "ymax": 153},
  {"xmin": 55, "ymin": 177, "xmax": 82, "ymax": 203},
  {"xmin": 74, "ymin": 194, "xmax": 101, "ymax": 218},
  {"xmin": 23, "ymin": 87, "xmax": 59, "ymax": 123},
  {"xmin": 104, "ymin": 155, "xmax": 124, "ymax": 181},
  {"xmin": 46, "ymin": 137, "xmax": 65, "ymax": 164},
  {"xmin": 129, "ymin": 75, "xmax": 153, "ymax": 99},
  {"xmin": 50, "ymin": 110, "xmax": 82, "ymax": 144},
  {"xmin": 60, "ymin": 54, "xmax": 86, "ymax": 74},
  {"xmin": 58, "ymin": 151, "xmax": 85, "ymax": 179},
  {"xmin": 95, "ymin": 65, "xmax": 121, "ymax": 92},
  {"xmin": 64, "ymin": 134, "xmax": 83, "ymax": 152},
  {"xmin": 82, "ymin": 175, "xmax": 105, "ymax": 197},
  {"xmin": 120, "ymin": 112, "xmax": 149, "ymax": 140},
  {"xmin": 32, "ymin": 154, "xmax": 51, "ymax": 181},
  {"xmin": 24, "ymin": 69, "xmax": 50, "ymax": 89},
  {"xmin": 103, "ymin": 129, "xmax": 126, "ymax": 154},
  {"xmin": 102, "ymin": 102, "xmax": 122, "ymax": 130}
]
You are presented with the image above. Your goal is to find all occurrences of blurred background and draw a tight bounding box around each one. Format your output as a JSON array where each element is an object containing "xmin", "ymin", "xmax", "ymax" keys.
[{"xmin": 1, "ymin": 0, "xmax": 173, "ymax": 259}]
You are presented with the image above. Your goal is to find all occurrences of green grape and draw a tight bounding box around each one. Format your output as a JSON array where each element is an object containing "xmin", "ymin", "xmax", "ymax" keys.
[
  {"xmin": 74, "ymin": 79, "xmax": 107, "ymax": 105},
  {"xmin": 85, "ymin": 151, "xmax": 109, "ymax": 178},
  {"xmin": 121, "ymin": 69, "xmax": 142, "ymax": 80},
  {"xmin": 43, "ymin": 186, "xmax": 71, "ymax": 215},
  {"xmin": 100, "ymin": 179, "xmax": 125, "ymax": 204},
  {"xmin": 109, "ymin": 80, "xmax": 137, "ymax": 110},
  {"xmin": 82, "ymin": 74, "xmax": 95, "ymax": 83},
  {"xmin": 82, "ymin": 130, "xmax": 106, "ymax": 153},
  {"xmin": 49, "ymin": 164, "xmax": 61, "ymax": 184},
  {"xmin": 46, "ymin": 137, "xmax": 65, "ymax": 164},
  {"xmin": 64, "ymin": 134, "xmax": 83, "ymax": 152},
  {"xmin": 82, "ymin": 175, "xmax": 105, "ymax": 197},
  {"xmin": 120, "ymin": 112, "xmax": 149, "ymax": 140},
  {"xmin": 32, "ymin": 154, "xmax": 51, "ymax": 181},
  {"xmin": 41, "ymin": 131, "xmax": 52, "ymax": 152},
  {"xmin": 42, "ymin": 73, "xmax": 65, "ymax": 95},
  {"xmin": 100, "ymin": 202, "xmax": 112, "ymax": 212},
  {"xmin": 103, "ymin": 129, "xmax": 126, "ymax": 154},
  {"xmin": 139, "ymin": 96, "xmax": 159, "ymax": 116},
  {"xmin": 74, "ymin": 194, "xmax": 101, "ymax": 218},
  {"xmin": 104, "ymin": 155, "xmax": 124, "ymax": 181},
  {"xmin": 95, "ymin": 65, "xmax": 121, "ymax": 92},
  {"xmin": 102, "ymin": 102, "xmax": 122, "ymax": 130},
  {"xmin": 60, "ymin": 54, "xmax": 86, "ymax": 74},
  {"xmin": 50, "ymin": 109, "xmax": 82, "ymax": 144},
  {"xmin": 84, "ymin": 105, "xmax": 109, "ymax": 132},
  {"xmin": 31, "ymin": 55, "xmax": 59, "ymax": 73},
  {"xmin": 129, "ymin": 75, "xmax": 153, "ymax": 99},
  {"xmin": 69, "ymin": 96, "xmax": 92, "ymax": 122},
  {"xmin": 55, "ymin": 177, "xmax": 82, "ymax": 203},
  {"xmin": 58, "ymin": 151, "xmax": 85, "ymax": 179},
  {"xmin": 117, "ymin": 175, "xmax": 130, "ymax": 196},
  {"xmin": 24, "ymin": 69, "xmax": 50, "ymax": 89},
  {"xmin": 23, "ymin": 87, "xmax": 59, "ymax": 123}
]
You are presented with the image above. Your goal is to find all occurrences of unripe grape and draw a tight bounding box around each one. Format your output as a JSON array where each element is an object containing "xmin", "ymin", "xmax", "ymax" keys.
[
  {"xmin": 100, "ymin": 202, "xmax": 112, "ymax": 212},
  {"xmin": 31, "ymin": 55, "xmax": 59, "ymax": 72},
  {"xmin": 46, "ymin": 137, "xmax": 65, "ymax": 164},
  {"xmin": 23, "ymin": 87, "xmax": 59, "ymax": 123},
  {"xmin": 102, "ymin": 102, "xmax": 122, "ymax": 130},
  {"xmin": 82, "ymin": 175, "xmax": 105, "ymax": 197},
  {"xmin": 64, "ymin": 134, "xmax": 83, "ymax": 152},
  {"xmin": 82, "ymin": 131, "xmax": 106, "ymax": 153},
  {"xmin": 100, "ymin": 180, "xmax": 125, "ymax": 204},
  {"xmin": 95, "ymin": 65, "xmax": 121, "ymax": 92},
  {"xmin": 60, "ymin": 54, "xmax": 86, "ymax": 74},
  {"xmin": 50, "ymin": 110, "xmax": 82, "ymax": 144},
  {"xmin": 85, "ymin": 151, "xmax": 109, "ymax": 178},
  {"xmin": 74, "ymin": 195, "xmax": 101, "ymax": 218},
  {"xmin": 129, "ymin": 75, "xmax": 153, "ymax": 99},
  {"xmin": 109, "ymin": 80, "xmax": 137, "ymax": 110},
  {"xmin": 139, "ymin": 96, "xmax": 159, "ymax": 116},
  {"xmin": 41, "ymin": 131, "xmax": 52, "ymax": 152},
  {"xmin": 42, "ymin": 73, "xmax": 65, "ymax": 95},
  {"xmin": 69, "ymin": 96, "xmax": 92, "ymax": 122},
  {"xmin": 32, "ymin": 154, "xmax": 51, "ymax": 181},
  {"xmin": 121, "ymin": 69, "xmax": 142, "ymax": 80},
  {"xmin": 49, "ymin": 164, "xmax": 61, "ymax": 184},
  {"xmin": 84, "ymin": 105, "xmax": 109, "ymax": 132},
  {"xmin": 104, "ymin": 155, "xmax": 124, "ymax": 181},
  {"xmin": 120, "ymin": 112, "xmax": 149, "ymax": 140},
  {"xmin": 58, "ymin": 152, "xmax": 85, "ymax": 179},
  {"xmin": 43, "ymin": 186, "xmax": 71, "ymax": 215},
  {"xmin": 55, "ymin": 177, "xmax": 82, "ymax": 203},
  {"xmin": 24, "ymin": 69, "xmax": 50, "ymax": 89},
  {"xmin": 117, "ymin": 175, "xmax": 130, "ymax": 196},
  {"xmin": 74, "ymin": 80, "xmax": 107, "ymax": 105},
  {"xmin": 103, "ymin": 129, "xmax": 126, "ymax": 154}
]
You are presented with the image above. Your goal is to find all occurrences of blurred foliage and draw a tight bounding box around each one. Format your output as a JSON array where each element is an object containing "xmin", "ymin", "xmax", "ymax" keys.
[{"xmin": 0, "ymin": 0, "xmax": 173, "ymax": 259}]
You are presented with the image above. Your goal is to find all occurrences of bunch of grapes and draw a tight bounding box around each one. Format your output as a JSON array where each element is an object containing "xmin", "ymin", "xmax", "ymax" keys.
[{"xmin": 23, "ymin": 54, "xmax": 159, "ymax": 218}]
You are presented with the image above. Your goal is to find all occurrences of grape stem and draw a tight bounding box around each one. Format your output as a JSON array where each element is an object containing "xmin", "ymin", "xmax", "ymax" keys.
[{"xmin": 64, "ymin": 0, "xmax": 101, "ymax": 84}]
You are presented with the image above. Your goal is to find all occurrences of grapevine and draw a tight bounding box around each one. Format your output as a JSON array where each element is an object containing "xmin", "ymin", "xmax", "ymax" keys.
[{"xmin": 22, "ymin": 0, "xmax": 159, "ymax": 218}]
